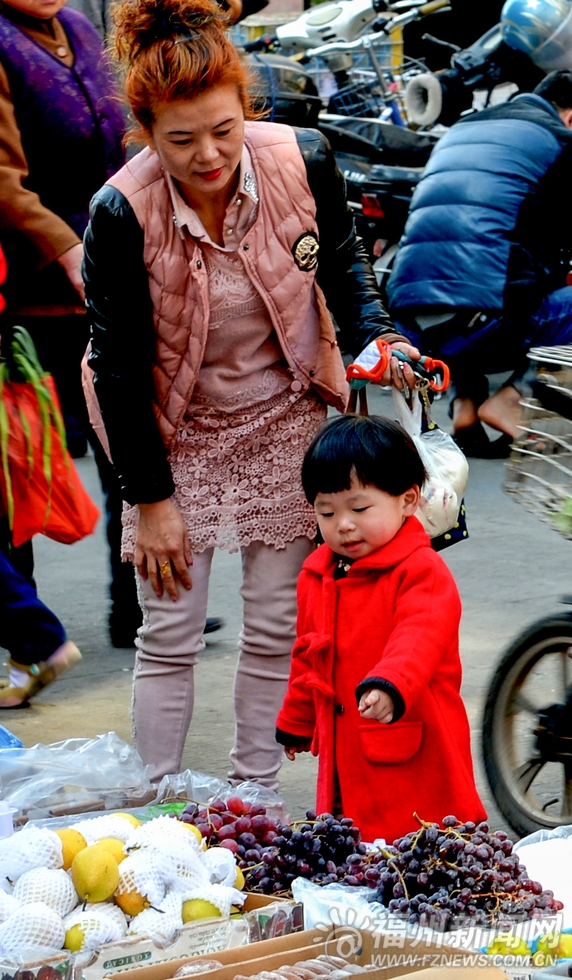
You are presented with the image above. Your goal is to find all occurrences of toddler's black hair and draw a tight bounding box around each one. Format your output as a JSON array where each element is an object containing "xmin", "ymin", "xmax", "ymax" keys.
[{"xmin": 302, "ymin": 413, "xmax": 428, "ymax": 504}]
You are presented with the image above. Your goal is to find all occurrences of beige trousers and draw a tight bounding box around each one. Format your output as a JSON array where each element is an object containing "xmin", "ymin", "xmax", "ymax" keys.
[{"xmin": 133, "ymin": 536, "xmax": 313, "ymax": 785}]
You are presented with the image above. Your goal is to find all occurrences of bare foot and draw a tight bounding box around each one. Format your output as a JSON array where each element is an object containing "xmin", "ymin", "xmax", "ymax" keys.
[
  {"xmin": 452, "ymin": 397, "xmax": 479, "ymax": 433},
  {"xmin": 477, "ymin": 385, "xmax": 522, "ymax": 438}
]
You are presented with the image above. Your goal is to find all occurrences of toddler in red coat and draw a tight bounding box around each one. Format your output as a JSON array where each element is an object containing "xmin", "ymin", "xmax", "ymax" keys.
[{"xmin": 276, "ymin": 414, "xmax": 486, "ymax": 843}]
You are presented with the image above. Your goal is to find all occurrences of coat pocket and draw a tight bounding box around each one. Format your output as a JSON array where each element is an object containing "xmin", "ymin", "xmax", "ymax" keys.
[{"xmin": 358, "ymin": 720, "xmax": 423, "ymax": 764}]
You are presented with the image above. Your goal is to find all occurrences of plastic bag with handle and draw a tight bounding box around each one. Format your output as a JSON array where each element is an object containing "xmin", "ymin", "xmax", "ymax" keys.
[{"xmin": 392, "ymin": 388, "xmax": 469, "ymax": 538}]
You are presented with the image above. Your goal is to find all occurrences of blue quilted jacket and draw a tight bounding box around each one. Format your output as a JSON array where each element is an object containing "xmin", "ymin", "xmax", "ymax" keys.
[{"xmin": 387, "ymin": 94, "xmax": 572, "ymax": 317}]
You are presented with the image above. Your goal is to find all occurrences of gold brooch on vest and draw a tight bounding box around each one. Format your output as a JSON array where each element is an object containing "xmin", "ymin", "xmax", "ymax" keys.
[{"xmin": 292, "ymin": 232, "xmax": 319, "ymax": 271}]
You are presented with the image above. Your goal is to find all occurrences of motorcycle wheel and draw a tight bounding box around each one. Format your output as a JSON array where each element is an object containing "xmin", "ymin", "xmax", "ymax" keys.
[{"xmin": 483, "ymin": 614, "xmax": 572, "ymax": 838}]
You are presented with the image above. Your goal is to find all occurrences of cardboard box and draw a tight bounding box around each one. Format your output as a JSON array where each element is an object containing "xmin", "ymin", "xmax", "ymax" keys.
[
  {"xmin": 105, "ymin": 926, "xmax": 512, "ymax": 980},
  {"xmin": 75, "ymin": 895, "xmax": 302, "ymax": 980},
  {"xmin": 0, "ymin": 950, "xmax": 74, "ymax": 980}
]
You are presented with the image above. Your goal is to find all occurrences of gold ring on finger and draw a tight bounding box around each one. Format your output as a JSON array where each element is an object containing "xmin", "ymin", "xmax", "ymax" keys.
[{"xmin": 159, "ymin": 560, "xmax": 171, "ymax": 576}]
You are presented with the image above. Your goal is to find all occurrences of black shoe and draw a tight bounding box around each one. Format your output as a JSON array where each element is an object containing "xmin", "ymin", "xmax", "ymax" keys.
[
  {"xmin": 453, "ymin": 423, "xmax": 513, "ymax": 459},
  {"xmin": 204, "ymin": 617, "xmax": 224, "ymax": 635}
]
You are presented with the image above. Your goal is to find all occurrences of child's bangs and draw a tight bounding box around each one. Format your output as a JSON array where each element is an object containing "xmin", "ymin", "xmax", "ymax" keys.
[{"xmin": 302, "ymin": 416, "xmax": 382, "ymax": 503}]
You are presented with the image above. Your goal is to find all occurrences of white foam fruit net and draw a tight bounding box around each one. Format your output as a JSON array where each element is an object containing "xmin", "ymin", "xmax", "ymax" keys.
[
  {"xmin": 95, "ymin": 902, "xmax": 128, "ymax": 930},
  {"xmin": 127, "ymin": 886, "xmax": 183, "ymax": 940},
  {"xmin": 151, "ymin": 837, "xmax": 209, "ymax": 889},
  {"xmin": 14, "ymin": 868, "xmax": 78, "ymax": 916},
  {"xmin": 116, "ymin": 851, "xmax": 166, "ymax": 907},
  {"xmin": 0, "ymin": 902, "xmax": 65, "ymax": 955},
  {"xmin": 200, "ymin": 847, "xmax": 238, "ymax": 887},
  {"xmin": 126, "ymin": 816, "xmax": 202, "ymax": 854},
  {"xmin": 0, "ymin": 827, "xmax": 63, "ymax": 882},
  {"xmin": 72, "ymin": 815, "xmax": 137, "ymax": 845},
  {"xmin": 0, "ymin": 889, "xmax": 20, "ymax": 924},
  {"xmin": 64, "ymin": 906, "xmax": 127, "ymax": 950}
]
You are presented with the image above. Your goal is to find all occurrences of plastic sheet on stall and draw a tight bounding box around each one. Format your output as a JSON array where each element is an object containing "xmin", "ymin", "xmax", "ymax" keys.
[
  {"xmin": 291, "ymin": 878, "xmax": 384, "ymax": 932},
  {"xmin": 291, "ymin": 877, "xmax": 566, "ymax": 958},
  {"xmin": 0, "ymin": 725, "xmax": 22, "ymax": 749},
  {"xmin": 0, "ymin": 732, "xmax": 155, "ymax": 825},
  {"xmin": 515, "ymin": 825, "xmax": 572, "ymax": 930},
  {"xmin": 154, "ymin": 770, "xmax": 291, "ymax": 824}
]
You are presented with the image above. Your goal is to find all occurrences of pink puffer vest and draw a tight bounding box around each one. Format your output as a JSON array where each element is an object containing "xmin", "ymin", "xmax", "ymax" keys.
[{"xmin": 102, "ymin": 121, "xmax": 348, "ymax": 451}]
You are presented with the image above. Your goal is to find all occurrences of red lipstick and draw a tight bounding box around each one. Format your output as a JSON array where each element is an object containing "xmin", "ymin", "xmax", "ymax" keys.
[{"xmin": 196, "ymin": 168, "xmax": 224, "ymax": 182}]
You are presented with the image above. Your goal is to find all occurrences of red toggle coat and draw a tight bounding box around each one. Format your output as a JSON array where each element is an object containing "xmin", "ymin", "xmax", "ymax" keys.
[{"xmin": 277, "ymin": 516, "xmax": 486, "ymax": 843}]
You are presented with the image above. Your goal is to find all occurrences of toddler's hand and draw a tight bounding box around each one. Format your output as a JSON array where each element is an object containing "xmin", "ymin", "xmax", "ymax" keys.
[
  {"xmin": 358, "ymin": 688, "xmax": 394, "ymax": 723},
  {"xmin": 284, "ymin": 741, "xmax": 312, "ymax": 761}
]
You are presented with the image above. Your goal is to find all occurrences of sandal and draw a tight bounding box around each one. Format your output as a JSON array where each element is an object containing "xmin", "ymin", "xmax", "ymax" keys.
[{"xmin": 0, "ymin": 641, "xmax": 82, "ymax": 709}]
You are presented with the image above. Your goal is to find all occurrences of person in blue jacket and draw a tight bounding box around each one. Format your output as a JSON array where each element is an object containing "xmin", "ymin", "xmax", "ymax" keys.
[{"xmin": 387, "ymin": 70, "xmax": 572, "ymax": 456}]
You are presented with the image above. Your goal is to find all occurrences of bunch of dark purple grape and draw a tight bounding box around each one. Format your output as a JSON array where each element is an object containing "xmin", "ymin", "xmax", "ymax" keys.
[
  {"xmin": 242, "ymin": 810, "xmax": 368, "ymax": 895},
  {"xmin": 370, "ymin": 815, "xmax": 563, "ymax": 930}
]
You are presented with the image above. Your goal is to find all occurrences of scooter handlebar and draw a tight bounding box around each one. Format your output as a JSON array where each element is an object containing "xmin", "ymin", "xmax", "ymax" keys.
[
  {"xmin": 242, "ymin": 35, "xmax": 276, "ymax": 51},
  {"xmin": 420, "ymin": 0, "xmax": 450, "ymax": 15},
  {"xmin": 306, "ymin": 0, "xmax": 450, "ymax": 56}
]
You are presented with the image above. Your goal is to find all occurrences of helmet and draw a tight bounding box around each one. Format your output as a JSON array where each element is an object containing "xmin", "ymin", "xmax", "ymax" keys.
[{"xmin": 501, "ymin": 0, "xmax": 572, "ymax": 68}]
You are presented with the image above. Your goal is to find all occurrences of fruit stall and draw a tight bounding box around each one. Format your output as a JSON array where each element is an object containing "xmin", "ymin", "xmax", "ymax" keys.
[{"xmin": 0, "ymin": 743, "xmax": 570, "ymax": 980}]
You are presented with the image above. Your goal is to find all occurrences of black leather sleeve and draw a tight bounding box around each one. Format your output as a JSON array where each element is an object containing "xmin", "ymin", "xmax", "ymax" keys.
[
  {"xmin": 83, "ymin": 185, "xmax": 176, "ymax": 505},
  {"xmin": 275, "ymin": 728, "xmax": 312, "ymax": 747},
  {"xmin": 294, "ymin": 127, "xmax": 399, "ymax": 356}
]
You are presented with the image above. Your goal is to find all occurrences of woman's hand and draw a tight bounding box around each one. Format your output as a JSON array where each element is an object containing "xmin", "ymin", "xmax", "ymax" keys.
[
  {"xmin": 136, "ymin": 499, "xmax": 193, "ymax": 600},
  {"xmin": 385, "ymin": 341, "xmax": 421, "ymax": 391},
  {"xmin": 358, "ymin": 688, "xmax": 394, "ymax": 723},
  {"xmin": 284, "ymin": 740, "xmax": 312, "ymax": 761},
  {"xmin": 57, "ymin": 243, "xmax": 85, "ymax": 302},
  {"xmin": 352, "ymin": 339, "xmax": 421, "ymax": 391}
]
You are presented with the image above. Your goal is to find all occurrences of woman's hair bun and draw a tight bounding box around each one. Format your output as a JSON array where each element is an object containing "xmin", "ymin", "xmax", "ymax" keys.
[{"xmin": 111, "ymin": 0, "xmax": 223, "ymax": 65}]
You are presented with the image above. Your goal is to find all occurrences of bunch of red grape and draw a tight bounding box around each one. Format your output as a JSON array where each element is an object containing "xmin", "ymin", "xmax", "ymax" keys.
[
  {"xmin": 369, "ymin": 815, "xmax": 563, "ymax": 929},
  {"xmin": 179, "ymin": 797, "xmax": 278, "ymax": 857}
]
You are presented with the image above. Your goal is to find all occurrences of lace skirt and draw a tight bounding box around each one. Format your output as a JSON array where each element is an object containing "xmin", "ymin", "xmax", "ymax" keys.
[{"xmin": 121, "ymin": 389, "xmax": 327, "ymax": 558}]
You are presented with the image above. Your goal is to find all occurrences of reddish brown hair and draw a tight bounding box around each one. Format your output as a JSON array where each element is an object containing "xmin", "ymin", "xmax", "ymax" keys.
[{"xmin": 110, "ymin": 0, "xmax": 259, "ymax": 138}]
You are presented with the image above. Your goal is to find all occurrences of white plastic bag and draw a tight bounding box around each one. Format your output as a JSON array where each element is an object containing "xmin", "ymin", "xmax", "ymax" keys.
[
  {"xmin": 515, "ymin": 824, "xmax": 572, "ymax": 930},
  {"xmin": 392, "ymin": 389, "xmax": 469, "ymax": 537},
  {"xmin": 0, "ymin": 732, "xmax": 154, "ymax": 823}
]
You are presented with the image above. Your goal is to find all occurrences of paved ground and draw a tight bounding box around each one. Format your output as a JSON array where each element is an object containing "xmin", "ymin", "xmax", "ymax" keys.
[{"xmin": 3, "ymin": 384, "xmax": 572, "ymax": 838}]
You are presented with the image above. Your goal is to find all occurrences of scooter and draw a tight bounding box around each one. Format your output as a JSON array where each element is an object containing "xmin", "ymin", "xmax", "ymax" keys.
[{"xmin": 483, "ymin": 348, "xmax": 572, "ymax": 837}]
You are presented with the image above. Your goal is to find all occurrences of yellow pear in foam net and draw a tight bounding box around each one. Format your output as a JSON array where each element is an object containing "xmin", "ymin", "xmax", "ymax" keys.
[
  {"xmin": 0, "ymin": 902, "xmax": 65, "ymax": 955},
  {"xmin": 0, "ymin": 826, "xmax": 63, "ymax": 881},
  {"xmin": 115, "ymin": 850, "xmax": 166, "ymax": 909},
  {"xmin": 64, "ymin": 904, "xmax": 127, "ymax": 951},
  {"xmin": 14, "ymin": 868, "xmax": 78, "ymax": 917}
]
